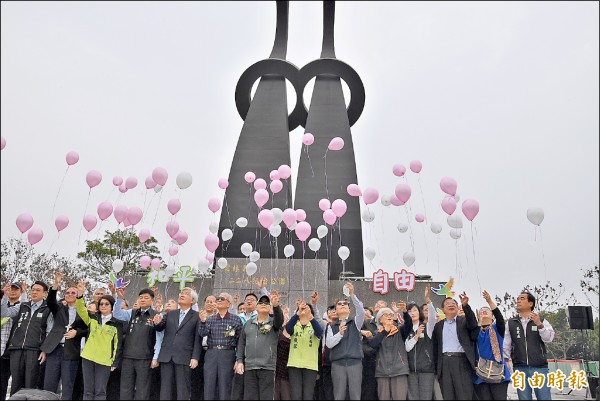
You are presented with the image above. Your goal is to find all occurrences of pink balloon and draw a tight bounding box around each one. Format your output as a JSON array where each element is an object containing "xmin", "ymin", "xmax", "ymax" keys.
[
  {"xmin": 204, "ymin": 234, "xmax": 220, "ymax": 253},
  {"xmin": 0, "ymin": 136, "xmax": 5, "ymax": 150},
  {"xmin": 395, "ymin": 183, "xmax": 412, "ymax": 204},
  {"xmin": 282, "ymin": 208, "xmax": 297, "ymax": 228},
  {"xmin": 244, "ymin": 172, "xmax": 256, "ymax": 183},
  {"xmin": 295, "ymin": 221, "xmax": 311, "ymax": 242},
  {"xmin": 66, "ymin": 151, "xmax": 79, "ymax": 166},
  {"xmin": 390, "ymin": 194, "xmax": 404, "ymax": 206},
  {"xmin": 254, "ymin": 189, "xmax": 269, "ymax": 208},
  {"xmin": 258, "ymin": 209, "xmax": 275, "ymax": 229},
  {"xmin": 125, "ymin": 176, "xmax": 138, "ymax": 190},
  {"xmin": 55, "ymin": 215, "xmax": 69, "ymax": 232},
  {"xmin": 363, "ymin": 188, "xmax": 380, "ymax": 205},
  {"xmin": 119, "ymin": 183, "xmax": 127, "ymax": 193},
  {"xmin": 113, "ymin": 176, "xmax": 124, "ymax": 187},
  {"xmin": 208, "ymin": 197, "xmax": 221, "ymax": 213},
  {"xmin": 302, "ymin": 133, "xmax": 314, "ymax": 145},
  {"xmin": 462, "ymin": 199, "xmax": 480, "ymax": 221},
  {"xmin": 86, "ymin": 170, "xmax": 102, "ymax": 189},
  {"xmin": 151, "ymin": 258, "xmax": 161, "ymax": 270},
  {"xmin": 254, "ymin": 178, "xmax": 267, "ymax": 190},
  {"xmin": 144, "ymin": 176, "xmax": 156, "ymax": 189},
  {"xmin": 347, "ymin": 184, "xmax": 362, "ymax": 197},
  {"xmin": 123, "ymin": 218, "xmax": 132, "ymax": 228},
  {"xmin": 166, "ymin": 221, "xmax": 179, "ymax": 238},
  {"xmin": 167, "ymin": 198, "xmax": 182, "ymax": 215},
  {"xmin": 16, "ymin": 213, "xmax": 34, "ymax": 233},
  {"xmin": 27, "ymin": 228, "xmax": 43, "ymax": 245},
  {"xmin": 415, "ymin": 213, "xmax": 425, "ymax": 223},
  {"xmin": 278, "ymin": 165, "xmax": 291, "ymax": 180},
  {"xmin": 127, "ymin": 207, "xmax": 143, "ymax": 226},
  {"xmin": 295, "ymin": 209, "xmax": 307, "ymax": 222},
  {"xmin": 440, "ymin": 177, "xmax": 458, "ymax": 196},
  {"xmin": 328, "ymin": 137, "xmax": 344, "ymax": 151},
  {"xmin": 83, "ymin": 214, "xmax": 97, "ymax": 232},
  {"xmin": 168, "ymin": 246, "xmax": 179, "ymax": 256},
  {"xmin": 323, "ymin": 209, "xmax": 337, "ymax": 225},
  {"xmin": 206, "ymin": 253, "xmax": 215, "ymax": 264},
  {"xmin": 269, "ymin": 170, "xmax": 280, "ymax": 180},
  {"xmin": 392, "ymin": 164, "xmax": 406, "ymax": 177},
  {"xmin": 410, "ymin": 160, "xmax": 422, "ymax": 173},
  {"xmin": 441, "ymin": 197, "xmax": 457, "ymax": 215},
  {"xmin": 114, "ymin": 205, "xmax": 128, "ymax": 224},
  {"xmin": 152, "ymin": 167, "xmax": 168, "ymax": 186},
  {"xmin": 174, "ymin": 230, "xmax": 188, "ymax": 245},
  {"xmin": 218, "ymin": 178, "xmax": 229, "ymax": 189},
  {"xmin": 138, "ymin": 228, "xmax": 151, "ymax": 243},
  {"xmin": 319, "ymin": 198, "xmax": 331, "ymax": 212},
  {"xmin": 97, "ymin": 201, "xmax": 113, "ymax": 221},
  {"xmin": 270, "ymin": 179, "xmax": 283, "ymax": 194},
  {"xmin": 139, "ymin": 256, "xmax": 151, "ymax": 269},
  {"xmin": 331, "ymin": 199, "xmax": 347, "ymax": 218}
]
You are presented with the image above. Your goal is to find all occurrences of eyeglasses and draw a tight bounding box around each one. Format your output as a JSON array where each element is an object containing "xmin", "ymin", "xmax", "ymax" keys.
[
  {"xmin": 215, "ymin": 296, "xmax": 228, "ymax": 302},
  {"xmin": 99, "ymin": 302, "xmax": 112, "ymax": 306},
  {"xmin": 381, "ymin": 313, "xmax": 394, "ymax": 318},
  {"xmin": 65, "ymin": 291, "xmax": 77, "ymax": 295},
  {"xmin": 257, "ymin": 301, "xmax": 270, "ymax": 306},
  {"xmin": 337, "ymin": 301, "xmax": 349, "ymax": 306}
]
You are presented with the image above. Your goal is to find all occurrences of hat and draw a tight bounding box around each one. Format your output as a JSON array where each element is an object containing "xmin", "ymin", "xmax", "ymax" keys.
[
  {"xmin": 10, "ymin": 282, "xmax": 21, "ymax": 289},
  {"xmin": 258, "ymin": 295, "xmax": 270, "ymax": 304},
  {"xmin": 32, "ymin": 281, "xmax": 49, "ymax": 292},
  {"xmin": 376, "ymin": 307, "xmax": 394, "ymax": 323}
]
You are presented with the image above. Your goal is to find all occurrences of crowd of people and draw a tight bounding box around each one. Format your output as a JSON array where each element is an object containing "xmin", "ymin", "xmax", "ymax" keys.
[{"xmin": 1, "ymin": 272, "xmax": 556, "ymax": 400}]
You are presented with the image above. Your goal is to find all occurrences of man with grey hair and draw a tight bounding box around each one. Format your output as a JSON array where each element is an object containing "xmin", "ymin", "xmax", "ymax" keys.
[
  {"xmin": 198, "ymin": 292, "xmax": 242, "ymax": 400},
  {"xmin": 152, "ymin": 287, "xmax": 201, "ymax": 400}
]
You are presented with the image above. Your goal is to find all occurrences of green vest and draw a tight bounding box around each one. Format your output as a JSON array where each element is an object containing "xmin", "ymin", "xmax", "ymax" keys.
[{"xmin": 287, "ymin": 321, "xmax": 320, "ymax": 371}]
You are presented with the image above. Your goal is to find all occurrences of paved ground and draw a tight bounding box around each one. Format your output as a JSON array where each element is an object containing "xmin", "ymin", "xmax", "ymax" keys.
[{"xmin": 507, "ymin": 385, "xmax": 597, "ymax": 400}]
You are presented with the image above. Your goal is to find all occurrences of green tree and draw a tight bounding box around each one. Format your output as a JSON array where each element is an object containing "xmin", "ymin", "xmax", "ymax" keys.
[{"xmin": 76, "ymin": 228, "xmax": 161, "ymax": 277}]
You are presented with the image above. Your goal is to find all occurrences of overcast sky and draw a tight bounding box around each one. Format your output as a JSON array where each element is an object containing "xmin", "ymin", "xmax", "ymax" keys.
[{"xmin": 1, "ymin": 1, "xmax": 598, "ymax": 310}]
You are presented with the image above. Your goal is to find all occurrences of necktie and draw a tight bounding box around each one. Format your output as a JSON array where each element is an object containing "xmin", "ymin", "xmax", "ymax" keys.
[
  {"xmin": 179, "ymin": 311, "xmax": 185, "ymax": 326},
  {"xmin": 31, "ymin": 303, "xmax": 38, "ymax": 314}
]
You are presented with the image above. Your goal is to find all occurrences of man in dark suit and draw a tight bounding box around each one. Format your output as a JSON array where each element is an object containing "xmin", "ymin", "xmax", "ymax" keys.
[
  {"xmin": 427, "ymin": 290, "xmax": 478, "ymax": 400},
  {"xmin": 153, "ymin": 287, "xmax": 201, "ymax": 400},
  {"xmin": 41, "ymin": 271, "xmax": 87, "ymax": 400}
]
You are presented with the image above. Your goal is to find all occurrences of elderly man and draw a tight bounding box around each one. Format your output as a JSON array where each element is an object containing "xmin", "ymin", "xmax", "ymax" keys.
[
  {"xmin": 0, "ymin": 282, "xmax": 26, "ymax": 401},
  {"xmin": 199, "ymin": 292, "xmax": 243, "ymax": 400},
  {"xmin": 193, "ymin": 295, "xmax": 219, "ymax": 400},
  {"xmin": 153, "ymin": 287, "xmax": 201, "ymax": 400}
]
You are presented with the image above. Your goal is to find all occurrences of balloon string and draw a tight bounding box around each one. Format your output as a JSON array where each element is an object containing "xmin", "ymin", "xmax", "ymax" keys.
[
  {"xmin": 436, "ymin": 236, "xmax": 440, "ymax": 272},
  {"xmin": 539, "ymin": 227, "xmax": 547, "ymax": 282},
  {"xmin": 50, "ymin": 166, "xmax": 69, "ymax": 222},
  {"xmin": 302, "ymin": 243, "xmax": 306, "ymax": 298},
  {"xmin": 151, "ymin": 190, "xmax": 163, "ymax": 232},
  {"xmin": 403, "ymin": 205, "xmax": 415, "ymax": 253},
  {"xmin": 421, "ymin": 223, "xmax": 429, "ymax": 263},
  {"xmin": 314, "ymin": 251, "xmax": 318, "ymax": 291},
  {"xmin": 324, "ymin": 151, "xmax": 330, "ymax": 201},
  {"xmin": 224, "ymin": 192, "xmax": 233, "ymax": 230},
  {"xmin": 304, "ymin": 145, "xmax": 315, "ymax": 178},
  {"xmin": 46, "ymin": 232, "xmax": 60, "ymax": 255},
  {"xmin": 77, "ymin": 188, "xmax": 92, "ymax": 250}
]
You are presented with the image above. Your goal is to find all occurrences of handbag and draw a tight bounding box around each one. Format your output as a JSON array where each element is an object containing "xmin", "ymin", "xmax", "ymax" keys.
[{"xmin": 475, "ymin": 356, "xmax": 505, "ymax": 383}]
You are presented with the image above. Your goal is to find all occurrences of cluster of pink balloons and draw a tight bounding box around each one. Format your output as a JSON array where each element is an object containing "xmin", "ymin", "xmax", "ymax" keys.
[
  {"xmin": 16, "ymin": 213, "xmax": 44, "ymax": 245},
  {"xmin": 139, "ymin": 256, "xmax": 162, "ymax": 270}
]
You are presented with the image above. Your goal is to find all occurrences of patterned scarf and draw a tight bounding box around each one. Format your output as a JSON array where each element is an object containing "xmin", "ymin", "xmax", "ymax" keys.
[
  {"xmin": 378, "ymin": 325, "xmax": 399, "ymax": 337},
  {"xmin": 482, "ymin": 325, "xmax": 502, "ymax": 362}
]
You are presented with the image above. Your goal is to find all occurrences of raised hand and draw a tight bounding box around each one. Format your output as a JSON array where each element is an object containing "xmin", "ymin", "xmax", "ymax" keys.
[
  {"xmin": 152, "ymin": 314, "xmax": 163, "ymax": 325},
  {"xmin": 76, "ymin": 280, "xmax": 86, "ymax": 298},
  {"xmin": 2, "ymin": 283, "xmax": 11, "ymax": 295},
  {"xmin": 53, "ymin": 271, "xmax": 62, "ymax": 289},
  {"xmin": 424, "ymin": 285, "xmax": 431, "ymax": 304},
  {"xmin": 199, "ymin": 309, "xmax": 208, "ymax": 323},
  {"xmin": 459, "ymin": 292, "xmax": 469, "ymax": 307},
  {"xmin": 258, "ymin": 276, "xmax": 267, "ymax": 290},
  {"xmin": 391, "ymin": 302, "xmax": 399, "ymax": 313},
  {"xmin": 310, "ymin": 291, "xmax": 318, "ymax": 305},
  {"xmin": 346, "ymin": 282, "xmax": 354, "ymax": 296},
  {"xmin": 398, "ymin": 301, "xmax": 407, "ymax": 313},
  {"xmin": 108, "ymin": 282, "xmax": 116, "ymax": 296},
  {"xmin": 233, "ymin": 294, "xmax": 240, "ymax": 305},
  {"xmin": 116, "ymin": 287, "xmax": 125, "ymax": 300},
  {"xmin": 270, "ymin": 290, "xmax": 280, "ymax": 308}
]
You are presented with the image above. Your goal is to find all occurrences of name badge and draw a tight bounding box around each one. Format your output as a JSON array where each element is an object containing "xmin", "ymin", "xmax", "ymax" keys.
[
  {"xmin": 37, "ymin": 313, "xmax": 44, "ymax": 318},
  {"xmin": 531, "ymin": 326, "xmax": 538, "ymax": 332},
  {"xmin": 419, "ymin": 333, "xmax": 425, "ymax": 338}
]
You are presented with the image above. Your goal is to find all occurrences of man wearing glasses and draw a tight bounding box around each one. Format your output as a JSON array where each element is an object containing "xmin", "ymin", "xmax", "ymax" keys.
[
  {"xmin": 152, "ymin": 287, "xmax": 201, "ymax": 400},
  {"xmin": 198, "ymin": 292, "xmax": 242, "ymax": 400},
  {"xmin": 0, "ymin": 281, "xmax": 26, "ymax": 401},
  {"xmin": 325, "ymin": 283, "xmax": 366, "ymax": 400},
  {"xmin": 41, "ymin": 271, "xmax": 88, "ymax": 399}
]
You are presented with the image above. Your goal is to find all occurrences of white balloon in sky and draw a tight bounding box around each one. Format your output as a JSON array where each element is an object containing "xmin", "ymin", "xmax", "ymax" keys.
[
  {"xmin": 217, "ymin": 258, "xmax": 228, "ymax": 269},
  {"xmin": 447, "ymin": 214, "xmax": 463, "ymax": 229},
  {"xmin": 380, "ymin": 195, "xmax": 391, "ymax": 207},
  {"xmin": 362, "ymin": 209, "xmax": 375, "ymax": 223},
  {"xmin": 364, "ymin": 247, "xmax": 376, "ymax": 261},
  {"xmin": 403, "ymin": 251, "xmax": 415, "ymax": 267},
  {"xmin": 241, "ymin": 243, "xmax": 252, "ymax": 257},
  {"xmin": 246, "ymin": 262, "xmax": 258, "ymax": 277},
  {"xmin": 176, "ymin": 172, "xmax": 193, "ymax": 190},
  {"xmin": 249, "ymin": 251, "xmax": 260, "ymax": 263},
  {"xmin": 221, "ymin": 229, "xmax": 233, "ymax": 241},
  {"xmin": 338, "ymin": 246, "xmax": 350, "ymax": 261},
  {"xmin": 317, "ymin": 225, "xmax": 328, "ymax": 239},
  {"xmin": 269, "ymin": 224, "xmax": 282, "ymax": 237},
  {"xmin": 272, "ymin": 208, "xmax": 283, "ymax": 225},
  {"xmin": 397, "ymin": 223, "xmax": 408, "ymax": 233},
  {"xmin": 526, "ymin": 207, "xmax": 544, "ymax": 226},
  {"xmin": 430, "ymin": 222, "xmax": 442, "ymax": 234},
  {"xmin": 450, "ymin": 229, "xmax": 462, "ymax": 239},
  {"xmin": 209, "ymin": 221, "xmax": 219, "ymax": 234},
  {"xmin": 308, "ymin": 238, "xmax": 321, "ymax": 252},
  {"xmin": 197, "ymin": 258, "xmax": 210, "ymax": 273},
  {"xmin": 284, "ymin": 244, "xmax": 295, "ymax": 258},
  {"xmin": 236, "ymin": 217, "xmax": 248, "ymax": 228}
]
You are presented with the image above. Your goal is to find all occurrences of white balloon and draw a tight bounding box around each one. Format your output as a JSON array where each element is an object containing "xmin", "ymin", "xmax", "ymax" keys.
[
  {"xmin": 176, "ymin": 172, "xmax": 193, "ymax": 190},
  {"xmin": 361, "ymin": 209, "xmax": 375, "ymax": 223},
  {"xmin": 454, "ymin": 193, "xmax": 461, "ymax": 202},
  {"xmin": 447, "ymin": 214, "xmax": 463, "ymax": 229},
  {"xmin": 164, "ymin": 266, "xmax": 176, "ymax": 277},
  {"xmin": 246, "ymin": 262, "xmax": 258, "ymax": 277},
  {"xmin": 153, "ymin": 185, "xmax": 163, "ymax": 193},
  {"xmin": 249, "ymin": 251, "xmax": 260, "ymax": 263},
  {"xmin": 197, "ymin": 258, "xmax": 210, "ymax": 273},
  {"xmin": 338, "ymin": 246, "xmax": 350, "ymax": 261},
  {"xmin": 241, "ymin": 242, "xmax": 253, "ymax": 257},
  {"xmin": 221, "ymin": 228, "xmax": 233, "ymax": 241},
  {"xmin": 526, "ymin": 207, "xmax": 544, "ymax": 226},
  {"xmin": 364, "ymin": 247, "xmax": 376, "ymax": 261},
  {"xmin": 289, "ymin": 222, "xmax": 297, "ymax": 231},
  {"xmin": 403, "ymin": 251, "xmax": 415, "ymax": 267},
  {"xmin": 450, "ymin": 229, "xmax": 462, "ymax": 239},
  {"xmin": 209, "ymin": 221, "xmax": 219, "ymax": 234},
  {"xmin": 317, "ymin": 225, "xmax": 328, "ymax": 239},
  {"xmin": 308, "ymin": 238, "xmax": 321, "ymax": 252},
  {"xmin": 217, "ymin": 258, "xmax": 228, "ymax": 269},
  {"xmin": 269, "ymin": 225, "xmax": 282, "ymax": 237},
  {"xmin": 284, "ymin": 244, "xmax": 295, "ymax": 258},
  {"xmin": 430, "ymin": 222, "xmax": 443, "ymax": 234},
  {"xmin": 112, "ymin": 259, "xmax": 124, "ymax": 273},
  {"xmin": 397, "ymin": 223, "xmax": 408, "ymax": 233},
  {"xmin": 236, "ymin": 217, "xmax": 248, "ymax": 228},
  {"xmin": 380, "ymin": 195, "xmax": 391, "ymax": 207},
  {"xmin": 272, "ymin": 208, "xmax": 283, "ymax": 225}
]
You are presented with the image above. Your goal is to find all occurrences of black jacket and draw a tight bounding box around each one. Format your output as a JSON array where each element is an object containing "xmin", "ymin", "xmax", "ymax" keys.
[
  {"xmin": 40, "ymin": 289, "xmax": 87, "ymax": 359},
  {"xmin": 404, "ymin": 318, "xmax": 435, "ymax": 374},
  {"xmin": 121, "ymin": 308, "xmax": 159, "ymax": 360},
  {"xmin": 431, "ymin": 303, "xmax": 478, "ymax": 379},
  {"xmin": 8, "ymin": 301, "xmax": 52, "ymax": 351},
  {"xmin": 507, "ymin": 316, "xmax": 548, "ymax": 368}
]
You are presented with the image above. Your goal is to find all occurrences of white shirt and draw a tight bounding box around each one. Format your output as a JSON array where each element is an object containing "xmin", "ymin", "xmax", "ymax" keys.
[{"xmin": 101, "ymin": 314, "xmax": 112, "ymax": 327}]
